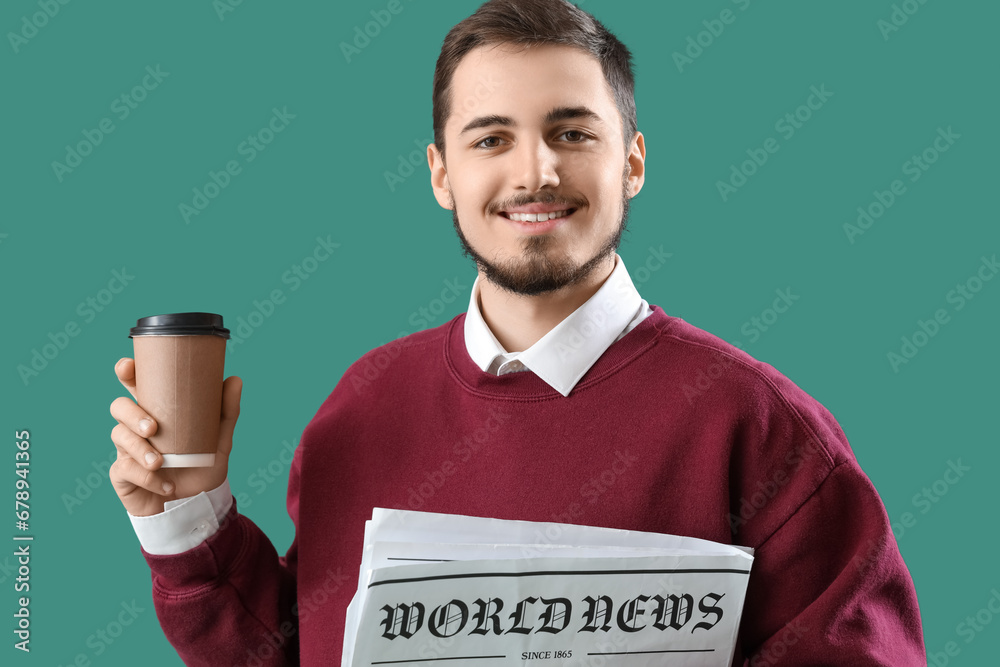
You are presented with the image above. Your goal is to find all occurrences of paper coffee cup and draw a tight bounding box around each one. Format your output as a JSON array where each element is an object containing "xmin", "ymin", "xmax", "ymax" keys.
[{"xmin": 129, "ymin": 313, "xmax": 230, "ymax": 468}]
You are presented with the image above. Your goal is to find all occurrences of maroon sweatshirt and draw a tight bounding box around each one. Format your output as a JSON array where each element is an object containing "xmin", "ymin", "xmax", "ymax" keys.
[{"xmin": 141, "ymin": 306, "xmax": 925, "ymax": 665}]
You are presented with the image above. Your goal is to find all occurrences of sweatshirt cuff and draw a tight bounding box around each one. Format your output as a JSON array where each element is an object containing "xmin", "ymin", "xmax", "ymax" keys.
[{"xmin": 128, "ymin": 478, "xmax": 234, "ymax": 556}]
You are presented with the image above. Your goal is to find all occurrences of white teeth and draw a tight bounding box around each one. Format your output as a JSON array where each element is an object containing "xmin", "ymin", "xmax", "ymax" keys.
[{"xmin": 506, "ymin": 209, "xmax": 570, "ymax": 222}]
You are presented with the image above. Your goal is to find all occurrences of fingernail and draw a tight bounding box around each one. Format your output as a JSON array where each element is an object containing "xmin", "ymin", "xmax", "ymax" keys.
[
  {"xmin": 139, "ymin": 419, "xmax": 152, "ymax": 433},
  {"xmin": 162, "ymin": 482, "xmax": 174, "ymax": 494},
  {"xmin": 145, "ymin": 452, "xmax": 157, "ymax": 466}
]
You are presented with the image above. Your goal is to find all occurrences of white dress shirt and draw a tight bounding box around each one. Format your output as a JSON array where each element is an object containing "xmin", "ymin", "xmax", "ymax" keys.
[
  {"xmin": 464, "ymin": 253, "xmax": 652, "ymax": 396},
  {"xmin": 129, "ymin": 253, "xmax": 653, "ymax": 554}
]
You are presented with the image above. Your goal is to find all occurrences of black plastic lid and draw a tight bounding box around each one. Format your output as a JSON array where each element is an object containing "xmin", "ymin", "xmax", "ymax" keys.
[{"xmin": 129, "ymin": 312, "xmax": 230, "ymax": 339}]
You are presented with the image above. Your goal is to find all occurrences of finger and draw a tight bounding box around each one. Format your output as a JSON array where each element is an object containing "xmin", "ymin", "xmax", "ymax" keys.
[
  {"xmin": 109, "ymin": 456, "xmax": 175, "ymax": 496},
  {"xmin": 115, "ymin": 357, "xmax": 139, "ymax": 402},
  {"xmin": 109, "ymin": 396, "xmax": 157, "ymax": 438},
  {"xmin": 217, "ymin": 376, "xmax": 243, "ymax": 456},
  {"xmin": 111, "ymin": 423, "xmax": 162, "ymax": 470}
]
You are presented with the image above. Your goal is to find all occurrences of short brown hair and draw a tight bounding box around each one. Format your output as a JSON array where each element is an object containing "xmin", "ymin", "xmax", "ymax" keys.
[{"xmin": 432, "ymin": 0, "xmax": 637, "ymax": 163}]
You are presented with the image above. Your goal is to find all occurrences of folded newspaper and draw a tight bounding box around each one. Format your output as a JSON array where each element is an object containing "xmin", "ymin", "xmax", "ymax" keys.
[{"xmin": 343, "ymin": 509, "xmax": 754, "ymax": 667}]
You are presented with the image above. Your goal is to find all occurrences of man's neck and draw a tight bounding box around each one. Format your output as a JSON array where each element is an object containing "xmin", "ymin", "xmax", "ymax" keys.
[{"xmin": 477, "ymin": 254, "xmax": 617, "ymax": 352}]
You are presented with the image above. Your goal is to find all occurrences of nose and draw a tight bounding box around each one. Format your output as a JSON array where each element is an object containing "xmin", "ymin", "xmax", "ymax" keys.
[{"xmin": 510, "ymin": 135, "xmax": 560, "ymax": 192}]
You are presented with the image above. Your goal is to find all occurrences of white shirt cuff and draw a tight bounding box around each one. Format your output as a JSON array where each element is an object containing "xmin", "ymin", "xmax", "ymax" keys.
[{"xmin": 128, "ymin": 478, "xmax": 234, "ymax": 556}]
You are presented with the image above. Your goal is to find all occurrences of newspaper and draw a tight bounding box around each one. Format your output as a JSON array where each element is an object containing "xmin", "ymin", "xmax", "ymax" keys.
[{"xmin": 343, "ymin": 509, "xmax": 754, "ymax": 667}]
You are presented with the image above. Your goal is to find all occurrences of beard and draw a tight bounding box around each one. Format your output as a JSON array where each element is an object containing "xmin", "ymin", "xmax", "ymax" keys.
[{"xmin": 451, "ymin": 165, "xmax": 633, "ymax": 296}]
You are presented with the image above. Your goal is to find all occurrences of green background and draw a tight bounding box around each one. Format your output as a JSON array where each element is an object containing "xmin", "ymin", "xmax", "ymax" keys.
[{"xmin": 2, "ymin": 0, "xmax": 997, "ymax": 664}]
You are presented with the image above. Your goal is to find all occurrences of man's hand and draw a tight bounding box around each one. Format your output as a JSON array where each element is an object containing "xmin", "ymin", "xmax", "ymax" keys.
[{"xmin": 108, "ymin": 357, "xmax": 242, "ymax": 517}]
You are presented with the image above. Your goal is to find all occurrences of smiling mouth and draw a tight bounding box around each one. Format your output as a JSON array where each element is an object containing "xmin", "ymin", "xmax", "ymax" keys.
[{"xmin": 499, "ymin": 208, "xmax": 577, "ymax": 222}]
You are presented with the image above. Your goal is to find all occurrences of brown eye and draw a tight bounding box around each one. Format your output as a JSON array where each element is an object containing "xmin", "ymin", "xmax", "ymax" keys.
[
  {"xmin": 476, "ymin": 136, "xmax": 503, "ymax": 149},
  {"xmin": 560, "ymin": 130, "xmax": 591, "ymax": 143}
]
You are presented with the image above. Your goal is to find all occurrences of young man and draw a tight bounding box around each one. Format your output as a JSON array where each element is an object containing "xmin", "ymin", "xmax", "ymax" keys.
[{"xmin": 109, "ymin": 1, "xmax": 925, "ymax": 664}]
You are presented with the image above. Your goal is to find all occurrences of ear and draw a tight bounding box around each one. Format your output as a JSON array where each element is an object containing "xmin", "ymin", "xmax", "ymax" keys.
[
  {"xmin": 428, "ymin": 143, "xmax": 454, "ymax": 210},
  {"xmin": 626, "ymin": 131, "xmax": 646, "ymax": 198}
]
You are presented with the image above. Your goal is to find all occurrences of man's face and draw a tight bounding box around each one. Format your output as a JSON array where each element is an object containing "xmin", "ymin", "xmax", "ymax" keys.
[{"xmin": 429, "ymin": 43, "xmax": 645, "ymax": 296}]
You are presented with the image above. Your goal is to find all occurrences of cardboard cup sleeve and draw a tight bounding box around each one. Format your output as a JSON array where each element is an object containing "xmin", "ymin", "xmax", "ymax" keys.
[{"xmin": 129, "ymin": 313, "xmax": 230, "ymax": 468}]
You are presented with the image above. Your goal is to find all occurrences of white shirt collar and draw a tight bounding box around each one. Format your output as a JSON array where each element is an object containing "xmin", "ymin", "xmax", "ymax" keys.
[{"xmin": 463, "ymin": 253, "xmax": 644, "ymax": 397}]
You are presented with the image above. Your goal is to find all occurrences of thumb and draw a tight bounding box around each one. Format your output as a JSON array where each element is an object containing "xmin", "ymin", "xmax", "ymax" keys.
[{"xmin": 217, "ymin": 376, "xmax": 243, "ymax": 456}]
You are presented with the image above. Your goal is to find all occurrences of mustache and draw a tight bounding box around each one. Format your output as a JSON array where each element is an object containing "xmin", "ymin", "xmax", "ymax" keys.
[{"xmin": 489, "ymin": 193, "xmax": 587, "ymax": 215}]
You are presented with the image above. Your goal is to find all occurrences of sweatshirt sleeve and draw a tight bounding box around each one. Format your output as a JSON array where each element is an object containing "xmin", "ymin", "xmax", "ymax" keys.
[
  {"xmin": 739, "ymin": 461, "xmax": 926, "ymax": 665},
  {"xmin": 139, "ymin": 447, "xmax": 302, "ymax": 667}
]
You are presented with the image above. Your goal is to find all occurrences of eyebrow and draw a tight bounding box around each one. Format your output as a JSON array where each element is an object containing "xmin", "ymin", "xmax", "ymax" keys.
[{"xmin": 458, "ymin": 106, "xmax": 605, "ymax": 136}]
